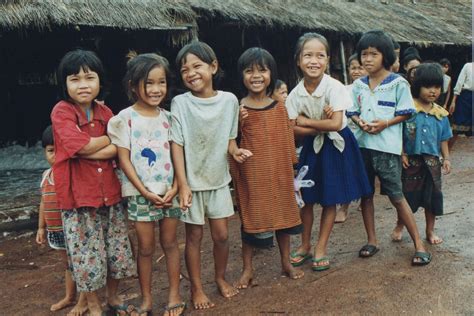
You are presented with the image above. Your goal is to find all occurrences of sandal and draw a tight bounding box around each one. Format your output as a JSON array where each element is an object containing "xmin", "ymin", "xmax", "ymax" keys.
[
  {"xmin": 290, "ymin": 251, "xmax": 312, "ymax": 267},
  {"xmin": 311, "ymin": 257, "xmax": 330, "ymax": 271},
  {"xmin": 164, "ymin": 302, "xmax": 186, "ymax": 316},
  {"xmin": 412, "ymin": 251, "xmax": 432, "ymax": 266},
  {"xmin": 358, "ymin": 244, "xmax": 379, "ymax": 258}
]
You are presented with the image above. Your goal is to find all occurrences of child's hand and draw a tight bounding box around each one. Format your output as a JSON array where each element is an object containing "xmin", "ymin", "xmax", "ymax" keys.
[
  {"xmin": 162, "ymin": 186, "xmax": 178, "ymax": 207},
  {"xmin": 296, "ymin": 115, "xmax": 309, "ymax": 127},
  {"xmin": 178, "ymin": 185, "xmax": 192, "ymax": 211},
  {"xmin": 323, "ymin": 105, "xmax": 334, "ymax": 119},
  {"xmin": 449, "ymin": 103, "xmax": 456, "ymax": 115},
  {"xmin": 442, "ymin": 159, "xmax": 451, "ymax": 175},
  {"xmin": 144, "ymin": 191, "xmax": 169, "ymax": 209},
  {"xmin": 232, "ymin": 148, "xmax": 253, "ymax": 163},
  {"xmin": 239, "ymin": 105, "xmax": 249, "ymax": 121},
  {"xmin": 36, "ymin": 228, "xmax": 46, "ymax": 245},
  {"xmin": 401, "ymin": 155, "xmax": 410, "ymax": 169},
  {"xmin": 367, "ymin": 119, "xmax": 389, "ymax": 134}
]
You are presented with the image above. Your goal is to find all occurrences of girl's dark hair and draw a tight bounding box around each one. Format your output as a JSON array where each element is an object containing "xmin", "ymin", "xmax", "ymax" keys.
[
  {"xmin": 347, "ymin": 53, "xmax": 359, "ymax": 67},
  {"xmin": 356, "ymin": 30, "xmax": 396, "ymax": 70},
  {"xmin": 41, "ymin": 125, "xmax": 54, "ymax": 148},
  {"xmin": 402, "ymin": 53, "xmax": 422, "ymax": 68},
  {"xmin": 294, "ymin": 32, "xmax": 330, "ymax": 78},
  {"xmin": 57, "ymin": 49, "xmax": 106, "ymax": 100},
  {"xmin": 274, "ymin": 79, "xmax": 286, "ymax": 90},
  {"xmin": 237, "ymin": 47, "xmax": 278, "ymax": 96},
  {"xmin": 175, "ymin": 41, "xmax": 223, "ymax": 89},
  {"xmin": 439, "ymin": 58, "xmax": 451, "ymax": 70},
  {"xmin": 411, "ymin": 63, "xmax": 444, "ymax": 98},
  {"xmin": 123, "ymin": 51, "xmax": 171, "ymax": 102}
]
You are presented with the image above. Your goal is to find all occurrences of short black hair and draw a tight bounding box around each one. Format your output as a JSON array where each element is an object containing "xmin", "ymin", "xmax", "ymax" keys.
[
  {"xmin": 274, "ymin": 79, "xmax": 286, "ymax": 90},
  {"xmin": 439, "ymin": 58, "xmax": 451, "ymax": 69},
  {"xmin": 347, "ymin": 53, "xmax": 359, "ymax": 67},
  {"xmin": 175, "ymin": 41, "xmax": 223, "ymax": 89},
  {"xmin": 402, "ymin": 53, "xmax": 422, "ymax": 68},
  {"xmin": 356, "ymin": 30, "xmax": 396, "ymax": 70},
  {"xmin": 237, "ymin": 47, "xmax": 278, "ymax": 96},
  {"xmin": 41, "ymin": 125, "xmax": 54, "ymax": 148},
  {"xmin": 57, "ymin": 49, "xmax": 107, "ymax": 100},
  {"xmin": 411, "ymin": 63, "xmax": 444, "ymax": 98},
  {"xmin": 124, "ymin": 52, "xmax": 171, "ymax": 102}
]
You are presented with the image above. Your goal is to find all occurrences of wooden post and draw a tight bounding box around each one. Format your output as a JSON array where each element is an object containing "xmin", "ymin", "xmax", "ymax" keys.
[{"xmin": 340, "ymin": 39, "xmax": 348, "ymax": 85}]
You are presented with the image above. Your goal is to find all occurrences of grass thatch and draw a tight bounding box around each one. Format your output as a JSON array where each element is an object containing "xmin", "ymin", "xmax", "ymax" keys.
[
  {"xmin": 189, "ymin": 0, "xmax": 472, "ymax": 46},
  {"xmin": 0, "ymin": 0, "xmax": 197, "ymax": 44},
  {"xmin": 0, "ymin": 0, "xmax": 471, "ymax": 46}
]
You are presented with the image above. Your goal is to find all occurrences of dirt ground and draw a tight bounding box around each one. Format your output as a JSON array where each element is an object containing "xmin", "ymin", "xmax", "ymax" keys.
[{"xmin": 1, "ymin": 136, "xmax": 473, "ymax": 315}]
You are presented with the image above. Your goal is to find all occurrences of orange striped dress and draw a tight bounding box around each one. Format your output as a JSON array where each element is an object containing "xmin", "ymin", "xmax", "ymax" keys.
[{"xmin": 230, "ymin": 101, "xmax": 301, "ymax": 233}]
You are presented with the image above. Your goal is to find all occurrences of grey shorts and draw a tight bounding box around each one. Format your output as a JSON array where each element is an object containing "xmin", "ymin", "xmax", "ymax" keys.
[
  {"xmin": 181, "ymin": 185, "xmax": 235, "ymax": 225},
  {"xmin": 360, "ymin": 148, "xmax": 404, "ymax": 200}
]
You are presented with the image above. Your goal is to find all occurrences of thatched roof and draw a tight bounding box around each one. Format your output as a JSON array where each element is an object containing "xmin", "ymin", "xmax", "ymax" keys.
[
  {"xmin": 0, "ymin": 0, "xmax": 197, "ymax": 44},
  {"xmin": 0, "ymin": 0, "xmax": 471, "ymax": 46},
  {"xmin": 188, "ymin": 0, "xmax": 472, "ymax": 46}
]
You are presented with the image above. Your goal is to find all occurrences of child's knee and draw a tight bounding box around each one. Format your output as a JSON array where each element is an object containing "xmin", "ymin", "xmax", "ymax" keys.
[
  {"xmin": 186, "ymin": 227, "xmax": 203, "ymax": 245},
  {"xmin": 160, "ymin": 236, "xmax": 178, "ymax": 252},
  {"xmin": 138, "ymin": 245, "xmax": 155, "ymax": 257},
  {"xmin": 212, "ymin": 231, "xmax": 229, "ymax": 245}
]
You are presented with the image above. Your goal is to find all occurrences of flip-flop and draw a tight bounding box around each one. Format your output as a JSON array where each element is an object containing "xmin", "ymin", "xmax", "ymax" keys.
[
  {"xmin": 412, "ymin": 251, "xmax": 432, "ymax": 266},
  {"xmin": 311, "ymin": 257, "xmax": 330, "ymax": 271},
  {"xmin": 131, "ymin": 307, "xmax": 152, "ymax": 316},
  {"xmin": 108, "ymin": 303, "xmax": 133, "ymax": 315},
  {"xmin": 290, "ymin": 251, "xmax": 312, "ymax": 267},
  {"xmin": 164, "ymin": 302, "xmax": 186, "ymax": 316},
  {"xmin": 358, "ymin": 244, "xmax": 379, "ymax": 258}
]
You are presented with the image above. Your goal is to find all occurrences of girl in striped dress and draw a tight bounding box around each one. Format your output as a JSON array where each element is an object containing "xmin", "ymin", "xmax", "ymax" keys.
[{"xmin": 230, "ymin": 47, "xmax": 304, "ymax": 289}]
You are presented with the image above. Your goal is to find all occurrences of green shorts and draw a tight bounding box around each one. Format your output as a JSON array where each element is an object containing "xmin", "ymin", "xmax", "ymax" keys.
[
  {"xmin": 360, "ymin": 148, "xmax": 404, "ymax": 200},
  {"xmin": 127, "ymin": 195, "xmax": 182, "ymax": 222},
  {"xmin": 181, "ymin": 185, "xmax": 234, "ymax": 225}
]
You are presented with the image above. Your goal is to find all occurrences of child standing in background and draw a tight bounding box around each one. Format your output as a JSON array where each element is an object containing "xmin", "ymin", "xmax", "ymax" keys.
[
  {"xmin": 170, "ymin": 41, "xmax": 252, "ymax": 309},
  {"xmin": 392, "ymin": 63, "xmax": 452, "ymax": 245},
  {"xmin": 287, "ymin": 33, "xmax": 372, "ymax": 271},
  {"xmin": 51, "ymin": 49, "xmax": 135, "ymax": 316},
  {"xmin": 437, "ymin": 58, "xmax": 452, "ymax": 108},
  {"xmin": 108, "ymin": 53, "xmax": 185, "ymax": 316},
  {"xmin": 271, "ymin": 79, "xmax": 289, "ymax": 103},
  {"xmin": 335, "ymin": 53, "xmax": 368, "ymax": 223},
  {"xmin": 231, "ymin": 47, "xmax": 304, "ymax": 289},
  {"xmin": 36, "ymin": 125, "xmax": 88, "ymax": 315},
  {"xmin": 347, "ymin": 30, "xmax": 431, "ymax": 266}
]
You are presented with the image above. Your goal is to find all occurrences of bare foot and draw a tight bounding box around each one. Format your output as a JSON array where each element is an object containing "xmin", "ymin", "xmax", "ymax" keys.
[
  {"xmin": 191, "ymin": 289, "xmax": 215, "ymax": 310},
  {"xmin": 50, "ymin": 297, "xmax": 74, "ymax": 312},
  {"xmin": 281, "ymin": 265, "xmax": 304, "ymax": 279},
  {"xmin": 216, "ymin": 279, "xmax": 239, "ymax": 298},
  {"xmin": 66, "ymin": 300, "xmax": 88, "ymax": 316},
  {"xmin": 427, "ymin": 233, "xmax": 443, "ymax": 245},
  {"xmin": 391, "ymin": 225, "xmax": 403, "ymax": 242},
  {"xmin": 335, "ymin": 206, "xmax": 348, "ymax": 223},
  {"xmin": 234, "ymin": 269, "xmax": 253, "ymax": 289}
]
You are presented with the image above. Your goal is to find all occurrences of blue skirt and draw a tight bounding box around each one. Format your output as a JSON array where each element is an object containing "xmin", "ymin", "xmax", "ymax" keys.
[
  {"xmin": 452, "ymin": 90, "xmax": 473, "ymax": 135},
  {"xmin": 297, "ymin": 127, "xmax": 373, "ymax": 206}
]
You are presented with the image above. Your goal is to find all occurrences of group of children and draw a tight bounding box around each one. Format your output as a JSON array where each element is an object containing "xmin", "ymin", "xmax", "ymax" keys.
[{"xmin": 35, "ymin": 29, "xmax": 463, "ymax": 315}]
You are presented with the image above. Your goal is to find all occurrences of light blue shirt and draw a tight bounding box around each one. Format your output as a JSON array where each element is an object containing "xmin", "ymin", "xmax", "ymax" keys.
[
  {"xmin": 347, "ymin": 73, "xmax": 416, "ymax": 155},
  {"xmin": 403, "ymin": 103, "xmax": 452, "ymax": 157}
]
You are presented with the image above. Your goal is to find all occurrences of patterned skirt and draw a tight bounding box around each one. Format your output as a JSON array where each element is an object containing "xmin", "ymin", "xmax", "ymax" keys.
[
  {"xmin": 402, "ymin": 155, "xmax": 444, "ymax": 215},
  {"xmin": 452, "ymin": 89, "xmax": 473, "ymax": 135},
  {"xmin": 297, "ymin": 127, "xmax": 373, "ymax": 206}
]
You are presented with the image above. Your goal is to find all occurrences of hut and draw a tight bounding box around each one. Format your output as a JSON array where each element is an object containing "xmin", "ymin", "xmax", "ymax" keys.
[{"xmin": 0, "ymin": 0, "xmax": 471, "ymax": 145}]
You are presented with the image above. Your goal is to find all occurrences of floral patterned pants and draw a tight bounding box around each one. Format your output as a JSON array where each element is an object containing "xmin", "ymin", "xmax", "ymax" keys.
[{"xmin": 62, "ymin": 204, "xmax": 136, "ymax": 292}]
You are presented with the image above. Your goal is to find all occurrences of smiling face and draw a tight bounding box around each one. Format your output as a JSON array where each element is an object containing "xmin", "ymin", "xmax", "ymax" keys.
[
  {"xmin": 348, "ymin": 59, "xmax": 367, "ymax": 81},
  {"xmin": 180, "ymin": 53, "xmax": 217, "ymax": 98},
  {"xmin": 360, "ymin": 47, "xmax": 384, "ymax": 75},
  {"xmin": 297, "ymin": 38, "xmax": 329, "ymax": 81},
  {"xmin": 66, "ymin": 67, "xmax": 100, "ymax": 108},
  {"xmin": 135, "ymin": 66, "xmax": 167, "ymax": 108},
  {"xmin": 242, "ymin": 64, "xmax": 272, "ymax": 96},
  {"xmin": 419, "ymin": 85, "xmax": 441, "ymax": 104}
]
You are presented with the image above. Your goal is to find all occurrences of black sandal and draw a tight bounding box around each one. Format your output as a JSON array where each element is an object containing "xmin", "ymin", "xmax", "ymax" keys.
[
  {"xmin": 412, "ymin": 251, "xmax": 432, "ymax": 266},
  {"xmin": 358, "ymin": 244, "xmax": 379, "ymax": 258}
]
